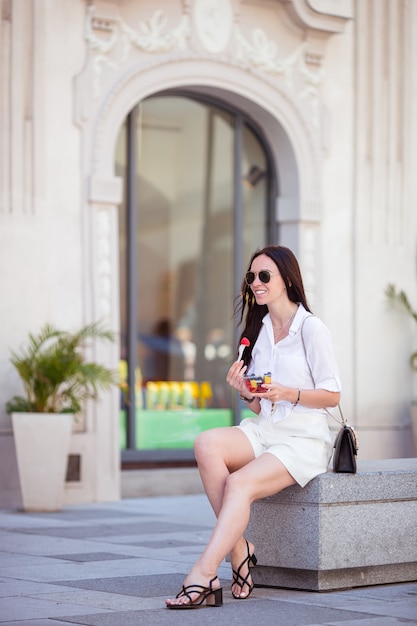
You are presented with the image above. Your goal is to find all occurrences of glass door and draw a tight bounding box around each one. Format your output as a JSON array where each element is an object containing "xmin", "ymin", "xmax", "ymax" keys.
[{"xmin": 116, "ymin": 94, "xmax": 274, "ymax": 459}]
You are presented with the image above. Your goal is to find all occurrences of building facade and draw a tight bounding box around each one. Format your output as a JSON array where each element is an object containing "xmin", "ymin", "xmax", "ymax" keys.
[{"xmin": 1, "ymin": 0, "xmax": 416, "ymax": 508}]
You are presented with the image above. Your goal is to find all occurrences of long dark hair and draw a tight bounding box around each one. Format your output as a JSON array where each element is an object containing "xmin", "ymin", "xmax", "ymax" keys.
[{"xmin": 234, "ymin": 246, "xmax": 312, "ymax": 366}]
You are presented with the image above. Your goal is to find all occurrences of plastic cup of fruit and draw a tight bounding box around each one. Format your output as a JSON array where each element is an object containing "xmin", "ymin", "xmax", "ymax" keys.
[{"xmin": 243, "ymin": 374, "xmax": 270, "ymax": 393}]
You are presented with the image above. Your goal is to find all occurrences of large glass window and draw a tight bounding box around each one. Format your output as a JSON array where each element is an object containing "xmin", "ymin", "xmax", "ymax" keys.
[{"xmin": 116, "ymin": 94, "xmax": 274, "ymax": 460}]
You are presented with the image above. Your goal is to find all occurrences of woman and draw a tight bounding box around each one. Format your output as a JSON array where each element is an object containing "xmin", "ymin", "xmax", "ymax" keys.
[{"xmin": 165, "ymin": 245, "xmax": 341, "ymax": 609}]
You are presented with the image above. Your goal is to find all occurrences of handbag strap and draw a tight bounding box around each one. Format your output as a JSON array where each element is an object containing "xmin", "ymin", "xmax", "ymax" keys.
[{"xmin": 299, "ymin": 314, "xmax": 346, "ymax": 427}]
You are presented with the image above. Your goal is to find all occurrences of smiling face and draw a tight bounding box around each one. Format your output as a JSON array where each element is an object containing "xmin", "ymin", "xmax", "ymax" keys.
[{"xmin": 248, "ymin": 253, "xmax": 287, "ymax": 308}]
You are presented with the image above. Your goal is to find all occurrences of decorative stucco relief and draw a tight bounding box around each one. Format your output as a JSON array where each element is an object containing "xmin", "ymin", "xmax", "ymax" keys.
[
  {"xmin": 84, "ymin": 5, "xmax": 191, "ymax": 97},
  {"xmin": 234, "ymin": 30, "xmax": 323, "ymax": 127},
  {"xmin": 96, "ymin": 208, "xmax": 112, "ymax": 319},
  {"xmin": 82, "ymin": 3, "xmax": 323, "ymax": 126}
]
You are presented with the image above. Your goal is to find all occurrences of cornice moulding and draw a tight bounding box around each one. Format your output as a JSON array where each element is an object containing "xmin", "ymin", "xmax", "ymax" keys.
[{"xmin": 277, "ymin": 0, "xmax": 353, "ymax": 33}]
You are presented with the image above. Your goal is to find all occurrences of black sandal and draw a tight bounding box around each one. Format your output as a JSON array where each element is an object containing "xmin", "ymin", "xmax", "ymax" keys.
[
  {"xmin": 231, "ymin": 539, "xmax": 257, "ymax": 599},
  {"xmin": 166, "ymin": 575, "xmax": 223, "ymax": 609}
]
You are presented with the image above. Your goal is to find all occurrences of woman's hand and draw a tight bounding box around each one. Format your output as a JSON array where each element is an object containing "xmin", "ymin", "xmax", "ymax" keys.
[
  {"xmin": 226, "ymin": 360, "xmax": 248, "ymax": 396},
  {"xmin": 254, "ymin": 383, "xmax": 288, "ymax": 403}
]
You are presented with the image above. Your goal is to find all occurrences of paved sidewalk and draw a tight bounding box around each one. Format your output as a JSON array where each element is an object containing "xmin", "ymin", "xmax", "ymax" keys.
[{"xmin": 0, "ymin": 494, "xmax": 416, "ymax": 625}]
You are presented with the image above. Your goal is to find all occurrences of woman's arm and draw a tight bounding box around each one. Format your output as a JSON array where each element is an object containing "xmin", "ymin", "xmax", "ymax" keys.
[
  {"xmin": 226, "ymin": 360, "xmax": 261, "ymax": 414},
  {"xmin": 258, "ymin": 384, "xmax": 340, "ymax": 409},
  {"xmin": 238, "ymin": 394, "xmax": 262, "ymax": 414}
]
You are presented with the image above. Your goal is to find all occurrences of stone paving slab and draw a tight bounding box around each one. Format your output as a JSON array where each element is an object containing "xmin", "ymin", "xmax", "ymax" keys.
[
  {"xmin": 11, "ymin": 520, "xmax": 202, "ymax": 537},
  {"xmin": 0, "ymin": 557, "xmax": 183, "ymax": 583},
  {"xmin": 50, "ymin": 600, "xmax": 380, "ymax": 626},
  {"xmin": 1, "ymin": 621, "xmax": 78, "ymax": 626},
  {"xmin": 0, "ymin": 595, "xmax": 115, "ymax": 622},
  {"xmin": 0, "ymin": 530, "xmax": 155, "ymax": 556},
  {"xmin": 28, "ymin": 588, "xmax": 167, "ymax": 611},
  {"xmin": 52, "ymin": 572, "xmax": 230, "ymax": 599},
  {"xmin": 129, "ymin": 538, "xmax": 204, "ymax": 548},
  {"xmin": 49, "ymin": 552, "xmax": 136, "ymax": 562},
  {"xmin": 0, "ymin": 580, "xmax": 78, "ymax": 597}
]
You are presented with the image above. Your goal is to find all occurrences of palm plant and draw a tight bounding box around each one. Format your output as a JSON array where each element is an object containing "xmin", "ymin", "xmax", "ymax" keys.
[
  {"xmin": 385, "ymin": 283, "xmax": 417, "ymax": 372},
  {"xmin": 6, "ymin": 322, "xmax": 117, "ymax": 414}
]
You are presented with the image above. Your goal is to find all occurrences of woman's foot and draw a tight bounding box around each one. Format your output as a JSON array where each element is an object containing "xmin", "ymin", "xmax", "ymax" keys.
[
  {"xmin": 230, "ymin": 538, "xmax": 257, "ymax": 599},
  {"xmin": 165, "ymin": 568, "xmax": 222, "ymax": 609}
]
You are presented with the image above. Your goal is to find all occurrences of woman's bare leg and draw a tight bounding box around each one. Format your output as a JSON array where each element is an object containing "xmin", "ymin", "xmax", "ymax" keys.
[
  {"xmin": 193, "ymin": 426, "xmax": 257, "ymax": 597},
  {"xmin": 165, "ymin": 452, "xmax": 296, "ymax": 606},
  {"xmin": 194, "ymin": 427, "xmax": 255, "ymax": 517}
]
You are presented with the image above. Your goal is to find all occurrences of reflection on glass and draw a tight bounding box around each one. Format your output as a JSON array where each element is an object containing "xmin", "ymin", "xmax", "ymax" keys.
[{"xmin": 242, "ymin": 123, "xmax": 269, "ymax": 262}]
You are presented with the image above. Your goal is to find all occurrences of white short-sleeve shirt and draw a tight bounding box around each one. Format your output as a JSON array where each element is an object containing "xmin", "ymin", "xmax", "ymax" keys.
[{"xmin": 248, "ymin": 304, "xmax": 342, "ymax": 422}]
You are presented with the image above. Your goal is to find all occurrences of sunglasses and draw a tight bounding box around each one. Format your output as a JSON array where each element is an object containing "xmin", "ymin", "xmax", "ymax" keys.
[{"xmin": 245, "ymin": 270, "xmax": 275, "ymax": 285}]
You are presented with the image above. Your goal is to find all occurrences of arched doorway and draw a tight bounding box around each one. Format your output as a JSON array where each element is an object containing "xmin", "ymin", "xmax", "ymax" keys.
[{"xmin": 116, "ymin": 91, "xmax": 277, "ymax": 461}]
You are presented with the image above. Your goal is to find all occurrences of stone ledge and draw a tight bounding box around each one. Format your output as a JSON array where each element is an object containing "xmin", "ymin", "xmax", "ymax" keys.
[
  {"xmin": 246, "ymin": 458, "xmax": 417, "ymax": 591},
  {"xmin": 256, "ymin": 459, "xmax": 417, "ymax": 505}
]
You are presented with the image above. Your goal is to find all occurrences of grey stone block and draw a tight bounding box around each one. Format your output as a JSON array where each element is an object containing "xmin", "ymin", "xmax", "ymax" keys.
[{"xmin": 246, "ymin": 459, "xmax": 417, "ymax": 591}]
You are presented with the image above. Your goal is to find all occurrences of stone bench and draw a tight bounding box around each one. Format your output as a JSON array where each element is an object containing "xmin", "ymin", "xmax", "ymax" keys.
[{"xmin": 246, "ymin": 458, "xmax": 417, "ymax": 591}]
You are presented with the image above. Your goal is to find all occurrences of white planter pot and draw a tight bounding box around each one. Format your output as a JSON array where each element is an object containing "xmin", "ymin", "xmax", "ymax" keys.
[{"xmin": 12, "ymin": 412, "xmax": 73, "ymax": 512}]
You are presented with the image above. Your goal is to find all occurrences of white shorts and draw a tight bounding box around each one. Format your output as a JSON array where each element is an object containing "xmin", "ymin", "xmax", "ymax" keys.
[{"xmin": 237, "ymin": 410, "xmax": 332, "ymax": 487}]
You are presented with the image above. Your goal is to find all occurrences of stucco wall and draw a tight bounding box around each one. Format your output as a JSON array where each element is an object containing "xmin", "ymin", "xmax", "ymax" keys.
[{"xmin": 0, "ymin": 0, "xmax": 416, "ymax": 508}]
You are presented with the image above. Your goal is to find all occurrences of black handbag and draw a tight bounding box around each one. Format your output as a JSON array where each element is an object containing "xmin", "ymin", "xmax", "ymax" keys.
[
  {"xmin": 300, "ymin": 315, "xmax": 359, "ymax": 474},
  {"xmin": 332, "ymin": 417, "xmax": 358, "ymax": 473}
]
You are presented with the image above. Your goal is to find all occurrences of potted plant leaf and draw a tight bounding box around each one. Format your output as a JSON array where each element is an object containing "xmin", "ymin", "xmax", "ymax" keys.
[
  {"xmin": 6, "ymin": 321, "xmax": 117, "ymax": 511},
  {"xmin": 385, "ymin": 283, "xmax": 417, "ymax": 453}
]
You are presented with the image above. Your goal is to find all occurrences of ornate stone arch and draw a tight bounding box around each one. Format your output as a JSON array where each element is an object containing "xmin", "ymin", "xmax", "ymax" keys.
[{"xmin": 78, "ymin": 58, "xmax": 324, "ymax": 332}]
